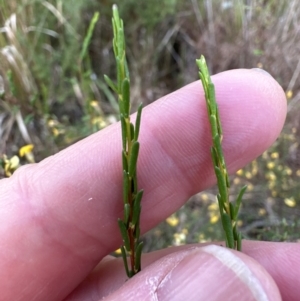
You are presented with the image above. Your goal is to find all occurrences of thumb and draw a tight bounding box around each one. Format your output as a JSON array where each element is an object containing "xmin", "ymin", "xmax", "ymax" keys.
[{"xmin": 105, "ymin": 245, "xmax": 281, "ymax": 301}]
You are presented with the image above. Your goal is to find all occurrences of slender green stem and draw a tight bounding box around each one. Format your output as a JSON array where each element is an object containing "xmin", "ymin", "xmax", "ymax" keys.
[
  {"xmin": 105, "ymin": 4, "xmax": 143, "ymax": 277},
  {"xmin": 79, "ymin": 12, "xmax": 100, "ymax": 64},
  {"xmin": 197, "ymin": 55, "xmax": 246, "ymax": 251}
]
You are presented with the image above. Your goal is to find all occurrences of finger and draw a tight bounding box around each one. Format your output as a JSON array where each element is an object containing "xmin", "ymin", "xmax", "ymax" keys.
[
  {"xmin": 243, "ymin": 240, "xmax": 300, "ymax": 301},
  {"xmin": 101, "ymin": 245, "xmax": 281, "ymax": 301},
  {"xmin": 0, "ymin": 69, "xmax": 286, "ymax": 300},
  {"xmin": 64, "ymin": 241, "xmax": 299, "ymax": 301}
]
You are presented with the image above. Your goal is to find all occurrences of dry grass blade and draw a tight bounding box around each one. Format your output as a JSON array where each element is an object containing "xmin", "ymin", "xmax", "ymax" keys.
[{"xmin": 42, "ymin": 1, "xmax": 79, "ymax": 38}]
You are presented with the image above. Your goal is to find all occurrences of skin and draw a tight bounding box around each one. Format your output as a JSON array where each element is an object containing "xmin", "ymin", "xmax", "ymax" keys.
[{"xmin": 0, "ymin": 68, "xmax": 299, "ymax": 301}]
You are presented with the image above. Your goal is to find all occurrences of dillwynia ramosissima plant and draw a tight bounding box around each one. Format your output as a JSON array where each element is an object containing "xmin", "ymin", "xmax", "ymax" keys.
[
  {"xmin": 197, "ymin": 56, "xmax": 247, "ymax": 251},
  {"xmin": 104, "ymin": 5, "xmax": 144, "ymax": 278},
  {"xmin": 105, "ymin": 7, "xmax": 246, "ymax": 278}
]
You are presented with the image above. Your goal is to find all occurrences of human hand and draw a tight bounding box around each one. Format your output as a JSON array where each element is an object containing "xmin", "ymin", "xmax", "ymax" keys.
[{"xmin": 1, "ymin": 68, "xmax": 298, "ymax": 301}]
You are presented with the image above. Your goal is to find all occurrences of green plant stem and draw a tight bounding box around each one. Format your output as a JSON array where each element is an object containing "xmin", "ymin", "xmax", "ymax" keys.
[
  {"xmin": 105, "ymin": 4, "xmax": 143, "ymax": 278},
  {"xmin": 79, "ymin": 12, "xmax": 100, "ymax": 64},
  {"xmin": 197, "ymin": 55, "xmax": 247, "ymax": 251}
]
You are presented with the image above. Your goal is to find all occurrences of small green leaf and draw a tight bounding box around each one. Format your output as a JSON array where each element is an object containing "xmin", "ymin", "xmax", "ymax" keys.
[
  {"xmin": 209, "ymin": 115, "xmax": 218, "ymax": 139},
  {"xmin": 117, "ymin": 27, "xmax": 125, "ymax": 59},
  {"xmin": 134, "ymin": 241, "xmax": 143, "ymax": 272},
  {"xmin": 221, "ymin": 213, "xmax": 234, "ymax": 249},
  {"xmin": 117, "ymin": 58, "xmax": 123, "ymax": 92},
  {"xmin": 122, "ymin": 78, "xmax": 130, "ymax": 115},
  {"xmin": 216, "ymin": 193, "xmax": 224, "ymax": 214},
  {"xmin": 112, "ymin": 36, "xmax": 117, "ymax": 57},
  {"xmin": 118, "ymin": 219, "xmax": 130, "ymax": 251},
  {"xmin": 215, "ymin": 105, "xmax": 223, "ymax": 137},
  {"xmin": 132, "ymin": 190, "xmax": 143, "ymax": 226},
  {"xmin": 120, "ymin": 245, "xmax": 131, "ymax": 278},
  {"xmin": 112, "ymin": 4, "xmax": 121, "ymax": 29},
  {"xmin": 123, "ymin": 170, "xmax": 129, "ymax": 204},
  {"xmin": 130, "ymin": 122, "xmax": 134, "ymax": 141},
  {"xmin": 198, "ymin": 72, "xmax": 208, "ymax": 97},
  {"xmin": 210, "ymin": 147, "xmax": 218, "ymax": 169},
  {"xmin": 104, "ymin": 75, "xmax": 118, "ymax": 94},
  {"xmin": 134, "ymin": 223, "xmax": 140, "ymax": 238},
  {"xmin": 214, "ymin": 166, "xmax": 228, "ymax": 202},
  {"xmin": 124, "ymin": 203, "xmax": 130, "ymax": 225},
  {"xmin": 128, "ymin": 141, "xmax": 140, "ymax": 178},
  {"xmin": 120, "ymin": 115, "xmax": 127, "ymax": 150},
  {"xmin": 122, "ymin": 150, "xmax": 128, "ymax": 172},
  {"xmin": 196, "ymin": 56, "xmax": 207, "ymax": 78},
  {"xmin": 132, "ymin": 174, "xmax": 138, "ymax": 195},
  {"xmin": 234, "ymin": 185, "xmax": 247, "ymax": 220},
  {"xmin": 208, "ymin": 83, "xmax": 216, "ymax": 115},
  {"xmin": 134, "ymin": 104, "xmax": 143, "ymax": 141},
  {"xmin": 233, "ymin": 224, "xmax": 239, "ymax": 240},
  {"xmin": 225, "ymin": 171, "xmax": 230, "ymax": 189},
  {"xmin": 124, "ymin": 57, "xmax": 130, "ymax": 79},
  {"xmin": 213, "ymin": 133, "xmax": 225, "ymax": 167}
]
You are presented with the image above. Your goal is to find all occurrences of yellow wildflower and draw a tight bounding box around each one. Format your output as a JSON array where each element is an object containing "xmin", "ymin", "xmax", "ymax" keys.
[
  {"xmin": 286, "ymin": 90, "xmax": 293, "ymax": 99},
  {"xmin": 284, "ymin": 197, "xmax": 296, "ymax": 208},
  {"xmin": 166, "ymin": 215, "xmax": 179, "ymax": 227},
  {"xmin": 19, "ymin": 144, "xmax": 35, "ymax": 163},
  {"xmin": 236, "ymin": 169, "xmax": 243, "ymax": 176},
  {"xmin": 2, "ymin": 155, "xmax": 20, "ymax": 177},
  {"xmin": 115, "ymin": 248, "xmax": 122, "ymax": 255},
  {"xmin": 270, "ymin": 152, "xmax": 279, "ymax": 159}
]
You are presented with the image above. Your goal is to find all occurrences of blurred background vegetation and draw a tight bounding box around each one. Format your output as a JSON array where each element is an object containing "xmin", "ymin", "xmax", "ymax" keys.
[{"xmin": 0, "ymin": 0, "xmax": 299, "ymax": 250}]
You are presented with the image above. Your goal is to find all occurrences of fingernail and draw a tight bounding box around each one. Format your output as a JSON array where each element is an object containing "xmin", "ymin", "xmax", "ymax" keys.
[
  {"xmin": 251, "ymin": 68, "xmax": 273, "ymax": 78},
  {"xmin": 156, "ymin": 245, "xmax": 279, "ymax": 301}
]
